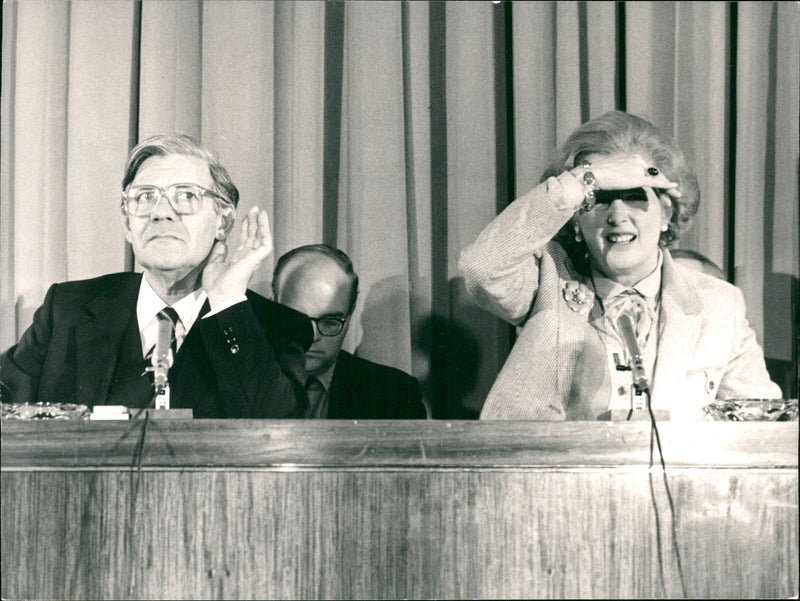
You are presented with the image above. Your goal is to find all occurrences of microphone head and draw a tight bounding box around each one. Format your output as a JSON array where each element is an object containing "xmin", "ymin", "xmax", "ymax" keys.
[
  {"xmin": 616, "ymin": 311, "xmax": 640, "ymax": 355},
  {"xmin": 614, "ymin": 301, "xmax": 649, "ymax": 394},
  {"xmin": 153, "ymin": 318, "xmax": 174, "ymax": 368},
  {"xmin": 152, "ymin": 318, "xmax": 174, "ymax": 393}
]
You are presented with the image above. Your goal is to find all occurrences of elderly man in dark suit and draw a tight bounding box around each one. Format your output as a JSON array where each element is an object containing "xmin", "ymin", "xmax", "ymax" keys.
[
  {"xmin": 1, "ymin": 133, "xmax": 312, "ymax": 417},
  {"xmin": 272, "ymin": 244, "xmax": 427, "ymax": 419}
]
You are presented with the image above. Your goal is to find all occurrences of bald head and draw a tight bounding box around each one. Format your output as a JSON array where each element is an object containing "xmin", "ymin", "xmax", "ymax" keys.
[
  {"xmin": 273, "ymin": 245, "xmax": 358, "ymax": 313},
  {"xmin": 273, "ymin": 245, "xmax": 359, "ymax": 376}
]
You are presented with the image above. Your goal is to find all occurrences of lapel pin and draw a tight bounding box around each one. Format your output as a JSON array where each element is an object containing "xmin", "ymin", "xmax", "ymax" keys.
[{"xmin": 562, "ymin": 280, "xmax": 595, "ymax": 315}]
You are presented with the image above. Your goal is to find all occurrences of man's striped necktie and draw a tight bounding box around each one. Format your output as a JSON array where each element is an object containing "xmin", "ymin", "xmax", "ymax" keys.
[{"xmin": 146, "ymin": 306, "xmax": 180, "ymax": 360}]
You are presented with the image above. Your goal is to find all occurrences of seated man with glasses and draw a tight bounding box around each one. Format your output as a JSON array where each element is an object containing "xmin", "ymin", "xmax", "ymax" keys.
[
  {"xmin": 1, "ymin": 133, "xmax": 312, "ymax": 417},
  {"xmin": 272, "ymin": 244, "xmax": 427, "ymax": 419}
]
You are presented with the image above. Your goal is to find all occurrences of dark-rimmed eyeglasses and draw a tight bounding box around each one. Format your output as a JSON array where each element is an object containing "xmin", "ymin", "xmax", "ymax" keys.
[
  {"xmin": 121, "ymin": 183, "xmax": 230, "ymax": 216},
  {"xmin": 309, "ymin": 315, "xmax": 349, "ymax": 337}
]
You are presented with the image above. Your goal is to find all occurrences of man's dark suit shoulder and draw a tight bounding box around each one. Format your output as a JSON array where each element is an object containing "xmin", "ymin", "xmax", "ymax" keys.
[
  {"xmin": 329, "ymin": 351, "xmax": 426, "ymax": 419},
  {"xmin": 40, "ymin": 275, "xmax": 313, "ymax": 353},
  {"xmin": 1, "ymin": 273, "xmax": 313, "ymax": 415},
  {"xmin": 45, "ymin": 272, "xmax": 141, "ymax": 311},
  {"xmin": 43, "ymin": 274, "xmax": 311, "ymax": 351},
  {"xmin": 245, "ymin": 291, "xmax": 313, "ymax": 353}
]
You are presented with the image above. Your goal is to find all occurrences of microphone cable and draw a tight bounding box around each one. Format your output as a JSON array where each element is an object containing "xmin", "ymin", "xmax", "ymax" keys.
[
  {"xmin": 64, "ymin": 401, "xmax": 150, "ymax": 597},
  {"xmin": 130, "ymin": 405, "xmax": 150, "ymax": 500},
  {"xmin": 645, "ymin": 389, "xmax": 688, "ymax": 598},
  {"xmin": 123, "ymin": 398, "xmax": 152, "ymax": 597},
  {"xmin": 128, "ymin": 395, "xmax": 153, "ymax": 516}
]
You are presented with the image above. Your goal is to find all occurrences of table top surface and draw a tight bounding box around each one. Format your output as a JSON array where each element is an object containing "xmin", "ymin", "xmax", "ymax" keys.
[{"xmin": 1, "ymin": 419, "xmax": 797, "ymax": 470}]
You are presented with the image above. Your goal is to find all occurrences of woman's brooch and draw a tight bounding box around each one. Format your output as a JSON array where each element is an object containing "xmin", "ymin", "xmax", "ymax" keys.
[{"xmin": 562, "ymin": 280, "xmax": 594, "ymax": 314}]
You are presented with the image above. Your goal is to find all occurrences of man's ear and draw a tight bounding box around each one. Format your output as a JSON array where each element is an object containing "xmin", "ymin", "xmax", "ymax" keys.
[
  {"xmin": 215, "ymin": 205, "xmax": 236, "ymax": 240},
  {"xmin": 121, "ymin": 211, "xmax": 133, "ymax": 244}
]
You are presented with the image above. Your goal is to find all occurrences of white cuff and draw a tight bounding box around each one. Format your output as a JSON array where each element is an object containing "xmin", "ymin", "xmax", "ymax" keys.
[{"xmin": 203, "ymin": 295, "xmax": 248, "ymax": 318}]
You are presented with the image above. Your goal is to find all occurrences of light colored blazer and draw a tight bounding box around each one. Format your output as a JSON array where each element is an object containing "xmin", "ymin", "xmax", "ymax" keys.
[{"xmin": 458, "ymin": 174, "xmax": 782, "ymax": 420}]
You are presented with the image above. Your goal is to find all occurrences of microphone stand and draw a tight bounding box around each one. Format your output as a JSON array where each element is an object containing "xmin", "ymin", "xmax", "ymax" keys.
[
  {"xmin": 138, "ymin": 323, "xmax": 192, "ymax": 420},
  {"xmin": 150, "ymin": 316, "xmax": 174, "ymax": 412},
  {"xmin": 612, "ymin": 353, "xmax": 650, "ymax": 420},
  {"xmin": 152, "ymin": 357, "xmax": 171, "ymax": 411},
  {"xmin": 597, "ymin": 312, "xmax": 668, "ymax": 421},
  {"xmin": 616, "ymin": 312, "xmax": 649, "ymax": 398}
]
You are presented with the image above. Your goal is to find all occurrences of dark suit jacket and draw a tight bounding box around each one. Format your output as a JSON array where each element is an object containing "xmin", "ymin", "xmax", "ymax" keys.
[
  {"xmin": 327, "ymin": 351, "xmax": 427, "ymax": 419},
  {"xmin": 0, "ymin": 272, "xmax": 313, "ymax": 418}
]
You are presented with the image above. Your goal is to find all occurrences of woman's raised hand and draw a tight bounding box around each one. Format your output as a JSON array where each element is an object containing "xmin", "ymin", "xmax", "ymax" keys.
[{"xmin": 572, "ymin": 154, "xmax": 682, "ymax": 198}]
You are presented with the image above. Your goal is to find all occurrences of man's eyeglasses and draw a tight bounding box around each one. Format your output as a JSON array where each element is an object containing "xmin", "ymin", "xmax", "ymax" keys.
[
  {"xmin": 309, "ymin": 315, "xmax": 349, "ymax": 337},
  {"xmin": 121, "ymin": 183, "xmax": 229, "ymax": 216}
]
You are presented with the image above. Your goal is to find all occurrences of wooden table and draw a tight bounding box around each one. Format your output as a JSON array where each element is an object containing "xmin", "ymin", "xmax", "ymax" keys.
[{"xmin": 1, "ymin": 420, "xmax": 797, "ymax": 599}]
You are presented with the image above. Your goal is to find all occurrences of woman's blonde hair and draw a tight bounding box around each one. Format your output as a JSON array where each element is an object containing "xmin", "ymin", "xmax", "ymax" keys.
[{"xmin": 544, "ymin": 111, "xmax": 700, "ymax": 260}]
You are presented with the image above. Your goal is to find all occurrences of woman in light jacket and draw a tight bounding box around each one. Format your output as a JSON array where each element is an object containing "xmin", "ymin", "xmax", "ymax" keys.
[{"xmin": 459, "ymin": 111, "xmax": 781, "ymax": 420}]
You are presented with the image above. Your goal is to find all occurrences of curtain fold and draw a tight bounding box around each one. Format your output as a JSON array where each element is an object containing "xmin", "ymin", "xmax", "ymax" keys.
[
  {"xmin": 337, "ymin": 1, "xmax": 413, "ymax": 369},
  {"xmin": 512, "ymin": 2, "xmax": 557, "ymax": 194},
  {"xmin": 11, "ymin": 0, "xmax": 70, "ymax": 316},
  {"xmin": 201, "ymin": 0, "xmax": 277, "ymax": 293},
  {"xmin": 66, "ymin": 2, "xmax": 136, "ymax": 281},
  {"xmin": 2, "ymin": 0, "xmax": 798, "ymax": 406},
  {"xmin": 672, "ymin": 2, "xmax": 728, "ymax": 267},
  {"xmin": 0, "ymin": 0, "xmax": 16, "ymax": 347},
  {"xmin": 625, "ymin": 2, "xmax": 677, "ymax": 127},
  {"xmin": 139, "ymin": 0, "xmax": 202, "ymax": 137},
  {"xmin": 272, "ymin": 1, "xmax": 325, "ymax": 264}
]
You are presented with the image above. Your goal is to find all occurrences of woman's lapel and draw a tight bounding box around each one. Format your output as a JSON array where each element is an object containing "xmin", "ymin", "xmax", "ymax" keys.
[{"xmin": 650, "ymin": 251, "xmax": 703, "ymax": 407}]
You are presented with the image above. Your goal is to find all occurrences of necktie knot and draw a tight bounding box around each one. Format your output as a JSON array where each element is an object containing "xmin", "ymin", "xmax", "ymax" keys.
[
  {"xmin": 606, "ymin": 289, "xmax": 654, "ymax": 348},
  {"xmin": 156, "ymin": 306, "xmax": 180, "ymax": 356},
  {"xmin": 306, "ymin": 377, "xmax": 324, "ymax": 396},
  {"xmin": 158, "ymin": 306, "xmax": 179, "ymax": 328}
]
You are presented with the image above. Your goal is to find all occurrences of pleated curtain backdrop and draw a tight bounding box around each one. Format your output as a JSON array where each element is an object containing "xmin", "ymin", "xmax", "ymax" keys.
[{"xmin": 2, "ymin": 1, "xmax": 798, "ymax": 414}]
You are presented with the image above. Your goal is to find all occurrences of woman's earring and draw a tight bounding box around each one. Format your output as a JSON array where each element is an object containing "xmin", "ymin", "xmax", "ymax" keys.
[
  {"xmin": 574, "ymin": 225, "xmax": 583, "ymax": 243},
  {"xmin": 661, "ymin": 224, "xmax": 668, "ymax": 232}
]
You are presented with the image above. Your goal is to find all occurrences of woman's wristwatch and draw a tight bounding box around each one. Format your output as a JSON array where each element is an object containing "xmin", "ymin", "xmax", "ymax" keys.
[{"xmin": 579, "ymin": 162, "xmax": 596, "ymax": 213}]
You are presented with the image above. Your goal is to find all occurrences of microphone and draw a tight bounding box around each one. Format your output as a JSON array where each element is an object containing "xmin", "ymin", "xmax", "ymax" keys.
[
  {"xmin": 616, "ymin": 309, "xmax": 649, "ymax": 395},
  {"xmin": 151, "ymin": 316, "xmax": 173, "ymax": 406}
]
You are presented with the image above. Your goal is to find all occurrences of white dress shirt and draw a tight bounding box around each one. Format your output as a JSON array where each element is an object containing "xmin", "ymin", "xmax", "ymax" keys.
[{"xmin": 136, "ymin": 274, "xmax": 246, "ymax": 356}]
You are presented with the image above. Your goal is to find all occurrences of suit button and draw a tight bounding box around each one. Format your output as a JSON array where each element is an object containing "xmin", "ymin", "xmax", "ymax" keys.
[
  {"xmin": 708, "ymin": 381, "xmax": 715, "ymax": 390},
  {"xmin": 618, "ymin": 386, "xmax": 627, "ymax": 396},
  {"xmin": 230, "ymin": 344, "xmax": 239, "ymax": 354}
]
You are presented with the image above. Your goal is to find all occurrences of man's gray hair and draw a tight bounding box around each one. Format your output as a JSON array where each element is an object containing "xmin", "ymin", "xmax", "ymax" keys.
[{"xmin": 122, "ymin": 133, "xmax": 239, "ymax": 208}]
